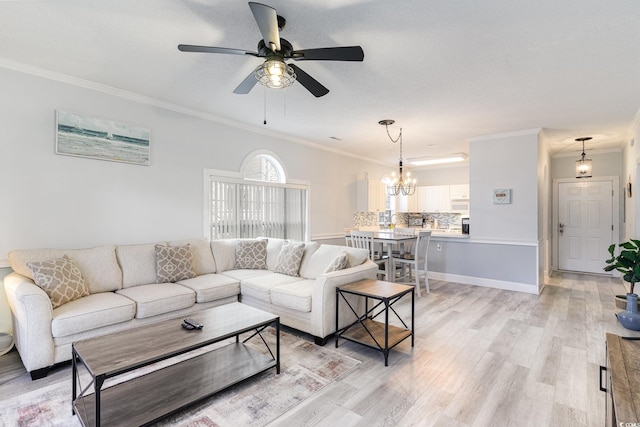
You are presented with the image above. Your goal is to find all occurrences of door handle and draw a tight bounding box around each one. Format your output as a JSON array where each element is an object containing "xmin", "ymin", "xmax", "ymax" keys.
[
  {"xmin": 599, "ymin": 365, "xmax": 607, "ymax": 392},
  {"xmin": 559, "ymin": 222, "xmax": 564, "ymax": 235}
]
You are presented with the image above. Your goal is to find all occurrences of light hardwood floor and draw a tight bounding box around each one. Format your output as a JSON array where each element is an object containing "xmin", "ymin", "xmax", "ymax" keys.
[{"xmin": 0, "ymin": 272, "xmax": 636, "ymax": 426}]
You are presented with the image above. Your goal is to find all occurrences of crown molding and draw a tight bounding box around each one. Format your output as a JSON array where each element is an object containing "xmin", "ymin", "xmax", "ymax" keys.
[{"xmin": 0, "ymin": 58, "xmax": 387, "ymax": 167}]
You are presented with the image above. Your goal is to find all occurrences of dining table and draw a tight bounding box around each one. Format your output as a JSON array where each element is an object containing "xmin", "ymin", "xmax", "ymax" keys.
[{"xmin": 346, "ymin": 229, "xmax": 418, "ymax": 281}]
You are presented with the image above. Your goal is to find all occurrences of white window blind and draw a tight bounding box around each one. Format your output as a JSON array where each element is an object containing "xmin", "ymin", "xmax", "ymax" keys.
[{"xmin": 209, "ymin": 177, "xmax": 307, "ymax": 240}]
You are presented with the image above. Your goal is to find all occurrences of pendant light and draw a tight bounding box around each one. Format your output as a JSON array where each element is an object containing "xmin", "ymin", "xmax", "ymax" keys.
[
  {"xmin": 379, "ymin": 119, "xmax": 417, "ymax": 196},
  {"xmin": 575, "ymin": 137, "xmax": 593, "ymax": 179}
]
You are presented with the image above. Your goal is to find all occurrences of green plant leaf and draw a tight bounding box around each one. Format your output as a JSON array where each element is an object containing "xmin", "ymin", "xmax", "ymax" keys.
[{"xmin": 621, "ymin": 242, "xmax": 637, "ymax": 250}]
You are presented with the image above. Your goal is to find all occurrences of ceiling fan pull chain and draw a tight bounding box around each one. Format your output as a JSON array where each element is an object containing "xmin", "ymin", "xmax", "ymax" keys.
[{"xmin": 263, "ymin": 86, "xmax": 267, "ymax": 125}]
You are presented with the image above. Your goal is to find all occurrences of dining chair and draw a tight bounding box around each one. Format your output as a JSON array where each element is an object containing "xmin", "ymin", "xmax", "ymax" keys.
[
  {"xmin": 350, "ymin": 230, "xmax": 389, "ymax": 280},
  {"xmin": 391, "ymin": 230, "xmax": 431, "ymax": 297},
  {"xmin": 388, "ymin": 228, "xmax": 416, "ymax": 265}
]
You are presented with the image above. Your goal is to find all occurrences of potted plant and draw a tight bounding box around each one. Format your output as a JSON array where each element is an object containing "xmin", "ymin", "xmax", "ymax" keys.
[{"xmin": 604, "ymin": 240, "xmax": 640, "ymax": 310}]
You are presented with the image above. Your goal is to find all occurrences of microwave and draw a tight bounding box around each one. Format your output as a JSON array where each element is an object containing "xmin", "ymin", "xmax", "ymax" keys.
[{"xmin": 450, "ymin": 199, "xmax": 470, "ymax": 213}]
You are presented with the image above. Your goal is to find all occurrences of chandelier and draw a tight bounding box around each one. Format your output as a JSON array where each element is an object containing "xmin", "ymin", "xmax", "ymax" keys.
[
  {"xmin": 379, "ymin": 119, "xmax": 417, "ymax": 196},
  {"xmin": 254, "ymin": 59, "xmax": 296, "ymax": 89},
  {"xmin": 575, "ymin": 137, "xmax": 593, "ymax": 179}
]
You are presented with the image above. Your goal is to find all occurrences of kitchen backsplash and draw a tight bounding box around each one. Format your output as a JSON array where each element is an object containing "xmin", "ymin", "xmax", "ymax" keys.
[
  {"xmin": 353, "ymin": 212, "xmax": 379, "ymax": 227},
  {"xmin": 353, "ymin": 211, "xmax": 464, "ymax": 229}
]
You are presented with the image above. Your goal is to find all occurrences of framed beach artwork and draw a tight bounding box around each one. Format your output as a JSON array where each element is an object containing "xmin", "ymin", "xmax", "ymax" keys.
[{"xmin": 56, "ymin": 110, "xmax": 150, "ymax": 166}]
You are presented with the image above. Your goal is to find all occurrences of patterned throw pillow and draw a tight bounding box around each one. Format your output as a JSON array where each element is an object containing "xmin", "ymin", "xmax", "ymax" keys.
[
  {"xmin": 27, "ymin": 255, "xmax": 90, "ymax": 309},
  {"xmin": 324, "ymin": 252, "xmax": 349, "ymax": 273},
  {"xmin": 274, "ymin": 241, "xmax": 305, "ymax": 277},
  {"xmin": 155, "ymin": 244, "xmax": 196, "ymax": 283},
  {"xmin": 235, "ymin": 239, "xmax": 268, "ymax": 270}
]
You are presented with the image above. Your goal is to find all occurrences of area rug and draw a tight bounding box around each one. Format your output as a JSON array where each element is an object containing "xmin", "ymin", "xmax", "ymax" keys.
[{"xmin": 0, "ymin": 328, "xmax": 360, "ymax": 427}]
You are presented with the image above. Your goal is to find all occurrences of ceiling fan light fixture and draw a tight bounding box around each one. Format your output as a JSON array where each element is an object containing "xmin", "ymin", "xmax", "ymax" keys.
[{"xmin": 254, "ymin": 59, "xmax": 296, "ymax": 89}]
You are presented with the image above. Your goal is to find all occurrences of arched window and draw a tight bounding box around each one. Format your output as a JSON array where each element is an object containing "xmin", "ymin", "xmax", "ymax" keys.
[
  {"xmin": 205, "ymin": 152, "xmax": 308, "ymax": 240},
  {"xmin": 243, "ymin": 153, "xmax": 286, "ymax": 183}
]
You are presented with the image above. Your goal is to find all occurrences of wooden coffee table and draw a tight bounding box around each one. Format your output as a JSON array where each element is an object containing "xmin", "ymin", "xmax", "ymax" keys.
[
  {"xmin": 335, "ymin": 279, "xmax": 414, "ymax": 366},
  {"xmin": 71, "ymin": 302, "xmax": 279, "ymax": 427}
]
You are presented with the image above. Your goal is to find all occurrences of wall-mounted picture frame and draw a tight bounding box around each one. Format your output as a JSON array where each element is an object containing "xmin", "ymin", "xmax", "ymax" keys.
[
  {"xmin": 56, "ymin": 110, "xmax": 150, "ymax": 166},
  {"xmin": 493, "ymin": 188, "xmax": 512, "ymax": 204}
]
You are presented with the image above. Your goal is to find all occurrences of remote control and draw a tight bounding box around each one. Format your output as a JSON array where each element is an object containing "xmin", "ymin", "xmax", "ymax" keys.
[{"xmin": 183, "ymin": 318, "xmax": 203, "ymax": 329}]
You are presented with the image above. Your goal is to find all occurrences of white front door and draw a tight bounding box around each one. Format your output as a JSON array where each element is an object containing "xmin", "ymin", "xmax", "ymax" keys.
[{"xmin": 558, "ymin": 180, "xmax": 614, "ymax": 273}]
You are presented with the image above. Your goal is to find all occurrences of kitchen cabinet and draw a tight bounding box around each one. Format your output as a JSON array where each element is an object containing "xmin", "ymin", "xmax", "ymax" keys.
[
  {"xmin": 421, "ymin": 185, "xmax": 450, "ymax": 212},
  {"xmin": 394, "ymin": 192, "xmax": 418, "ymax": 212},
  {"xmin": 449, "ymin": 184, "xmax": 469, "ymax": 200},
  {"xmin": 357, "ymin": 179, "xmax": 387, "ymax": 212}
]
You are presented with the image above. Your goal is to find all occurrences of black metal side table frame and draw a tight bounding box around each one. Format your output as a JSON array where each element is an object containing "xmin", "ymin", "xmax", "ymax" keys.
[{"xmin": 335, "ymin": 279, "xmax": 414, "ymax": 366}]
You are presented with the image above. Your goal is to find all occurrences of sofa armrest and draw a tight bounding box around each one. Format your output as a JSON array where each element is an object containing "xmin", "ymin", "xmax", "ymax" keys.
[
  {"xmin": 4, "ymin": 272, "xmax": 55, "ymax": 373},
  {"xmin": 309, "ymin": 259, "xmax": 378, "ymax": 339}
]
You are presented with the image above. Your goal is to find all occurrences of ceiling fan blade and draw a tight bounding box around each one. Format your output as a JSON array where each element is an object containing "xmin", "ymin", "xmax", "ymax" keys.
[
  {"xmin": 178, "ymin": 44, "xmax": 259, "ymax": 56},
  {"xmin": 289, "ymin": 64, "xmax": 329, "ymax": 97},
  {"xmin": 233, "ymin": 70, "xmax": 259, "ymax": 94},
  {"xmin": 291, "ymin": 46, "xmax": 364, "ymax": 61},
  {"xmin": 249, "ymin": 2, "xmax": 281, "ymax": 52}
]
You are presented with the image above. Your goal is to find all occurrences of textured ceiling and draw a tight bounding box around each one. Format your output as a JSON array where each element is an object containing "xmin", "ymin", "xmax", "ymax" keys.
[{"xmin": 2, "ymin": 0, "xmax": 639, "ymax": 166}]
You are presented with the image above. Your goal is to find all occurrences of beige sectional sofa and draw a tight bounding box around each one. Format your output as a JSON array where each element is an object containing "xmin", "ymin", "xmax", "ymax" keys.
[{"xmin": 3, "ymin": 237, "xmax": 377, "ymax": 379}]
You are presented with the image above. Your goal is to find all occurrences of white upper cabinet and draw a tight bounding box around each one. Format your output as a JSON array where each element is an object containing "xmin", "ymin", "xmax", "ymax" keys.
[
  {"xmin": 356, "ymin": 179, "xmax": 387, "ymax": 212},
  {"xmin": 450, "ymin": 184, "xmax": 469, "ymax": 199},
  {"xmin": 394, "ymin": 192, "xmax": 418, "ymax": 212},
  {"xmin": 420, "ymin": 185, "xmax": 451, "ymax": 212}
]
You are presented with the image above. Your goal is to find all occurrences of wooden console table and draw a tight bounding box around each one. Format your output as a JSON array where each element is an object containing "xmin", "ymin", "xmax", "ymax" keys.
[
  {"xmin": 602, "ymin": 333, "xmax": 640, "ymax": 426},
  {"xmin": 335, "ymin": 279, "xmax": 414, "ymax": 366}
]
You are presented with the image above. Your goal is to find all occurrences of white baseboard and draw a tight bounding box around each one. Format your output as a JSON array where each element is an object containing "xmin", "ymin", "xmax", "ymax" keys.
[
  {"xmin": 0, "ymin": 260, "xmax": 9, "ymax": 269},
  {"xmin": 428, "ymin": 271, "xmax": 540, "ymax": 295}
]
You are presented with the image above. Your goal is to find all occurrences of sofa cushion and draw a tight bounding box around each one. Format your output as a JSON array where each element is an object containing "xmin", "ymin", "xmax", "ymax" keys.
[
  {"xmin": 8, "ymin": 245, "xmax": 122, "ymax": 293},
  {"xmin": 297, "ymin": 241, "xmax": 320, "ymax": 277},
  {"xmin": 27, "ymin": 255, "xmax": 90, "ymax": 309},
  {"xmin": 176, "ymin": 274, "xmax": 240, "ymax": 303},
  {"xmin": 300, "ymin": 244, "xmax": 369, "ymax": 279},
  {"xmin": 235, "ymin": 239, "xmax": 267, "ymax": 269},
  {"xmin": 116, "ymin": 283, "xmax": 195, "ymax": 318},
  {"xmin": 210, "ymin": 239, "xmax": 238, "ymax": 272},
  {"xmin": 117, "ymin": 242, "xmax": 165, "ymax": 288},
  {"xmin": 240, "ymin": 272, "xmax": 304, "ymax": 303},
  {"xmin": 270, "ymin": 280, "xmax": 315, "ymax": 313},
  {"xmin": 51, "ymin": 292, "xmax": 136, "ymax": 338},
  {"xmin": 155, "ymin": 244, "xmax": 196, "ymax": 283},
  {"xmin": 220, "ymin": 269, "xmax": 272, "ymax": 282},
  {"xmin": 264, "ymin": 238, "xmax": 286, "ymax": 271},
  {"xmin": 168, "ymin": 238, "xmax": 216, "ymax": 275},
  {"xmin": 273, "ymin": 241, "xmax": 305, "ymax": 277},
  {"xmin": 324, "ymin": 251, "xmax": 349, "ymax": 273}
]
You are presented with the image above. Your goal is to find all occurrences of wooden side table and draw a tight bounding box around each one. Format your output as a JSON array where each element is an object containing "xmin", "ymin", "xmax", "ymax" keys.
[{"xmin": 335, "ymin": 279, "xmax": 414, "ymax": 366}]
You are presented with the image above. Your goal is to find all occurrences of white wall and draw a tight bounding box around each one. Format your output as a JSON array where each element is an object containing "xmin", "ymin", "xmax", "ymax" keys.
[
  {"xmin": 411, "ymin": 165, "xmax": 469, "ymax": 186},
  {"xmin": 623, "ymin": 112, "xmax": 640, "ymax": 241},
  {"xmin": 469, "ymin": 129, "xmax": 540, "ymax": 242},
  {"xmin": 0, "ymin": 67, "xmax": 391, "ymax": 259}
]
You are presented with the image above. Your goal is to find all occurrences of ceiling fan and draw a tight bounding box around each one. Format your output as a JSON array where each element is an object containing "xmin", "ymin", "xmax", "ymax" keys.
[{"xmin": 178, "ymin": 2, "xmax": 364, "ymax": 98}]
